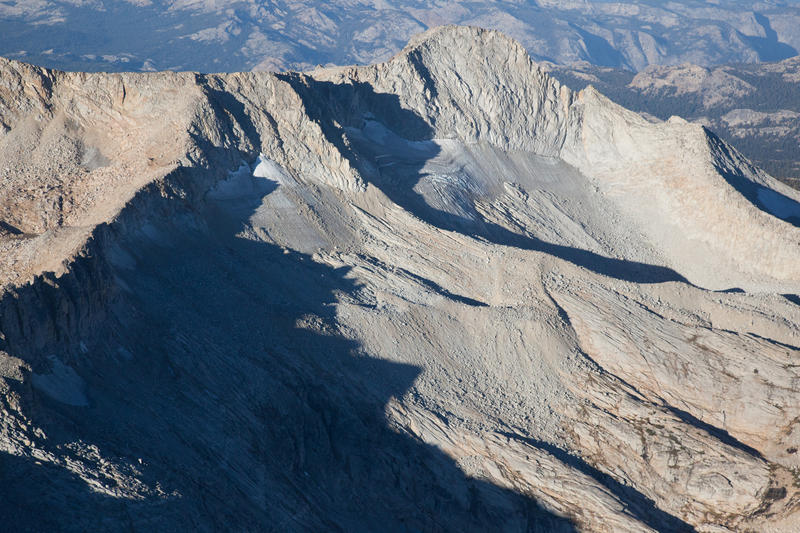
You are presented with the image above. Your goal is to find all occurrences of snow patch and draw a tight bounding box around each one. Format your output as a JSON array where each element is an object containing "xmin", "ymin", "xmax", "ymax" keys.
[
  {"xmin": 207, "ymin": 155, "xmax": 291, "ymax": 200},
  {"xmin": 140, "ymin": 222, "xmax": 166, "ymax": 243},
  {"xmin": 31, "ymin": 355, "xmax": 88, "ymax": 407},
  {"xmin": 117, "ymin": 346, "xmax": 133, "ymax": 360},
  {"xmin": 252, "ymin": 154, "xmax": 291, "ymax": 186}
]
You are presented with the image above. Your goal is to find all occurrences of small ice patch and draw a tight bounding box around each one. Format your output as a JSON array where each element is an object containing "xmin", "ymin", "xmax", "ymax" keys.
[
  {"xmin": 117, "ymin": 346, "xmax": 133, "ymax": 360},
  {"xmin": 140, "ymin": 222, "xmax": 165, "ymax": 242},
  {"xmin": 108, "ymin": 244, "xmax": 136, "ymax": 270},
  {"xmin": 208, "ymin": 155, "xmax": 290, "ymax": 200},
  {"xmin": 31, "ymin": 355, "xmax": 88, "ymax": 407},
  {"xmin": 252, "ymin": 154, "xmax": 291, "ymax": 185},
  {"xmin": 757, "ymin": 187, "xmax": 800, "ymax": 220},
  {"xmin": 362, "ymin": 119, "xmax": 392, "ymax": 145}
]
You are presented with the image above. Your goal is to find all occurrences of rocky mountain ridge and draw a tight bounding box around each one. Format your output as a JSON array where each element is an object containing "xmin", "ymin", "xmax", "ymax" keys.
[
  {"xmin": 1, "ymin": 25, "xmax": 800, "ymax": 532},
  {"xmin": 548, "ymin": 55, "xmax": 800, "ymax": 186}
]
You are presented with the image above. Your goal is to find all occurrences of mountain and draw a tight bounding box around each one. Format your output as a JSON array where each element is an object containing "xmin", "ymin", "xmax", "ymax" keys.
[
  {"xmin": 6, "ymin": 0, "xmax": 800, "ymax": 192},
  {"xmin": 547, "ymin": 55, "xmax": 800, "ymax": 187},
  {"xmin": 2, "ymin": 0, "xmax": 800, "ymax": 73},
  {"xmin": 2, "ymin": 26, "xmax": 800, "ymax": 531}
]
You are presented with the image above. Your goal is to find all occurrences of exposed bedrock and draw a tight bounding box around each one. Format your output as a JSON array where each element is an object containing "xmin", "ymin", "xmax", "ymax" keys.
[{"xmin": 1, "ymin": 26, "xmax": 799, "ymax": 532}]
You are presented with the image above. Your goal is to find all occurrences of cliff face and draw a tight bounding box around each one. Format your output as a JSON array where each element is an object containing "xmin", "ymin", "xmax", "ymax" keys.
[
  {"xmin": 548, "ymin": 57, "xmax": 800, "ymax": 186},
  {"xmin": 1, "ymin": 26, "xmax": 800, "ymax": 532}
]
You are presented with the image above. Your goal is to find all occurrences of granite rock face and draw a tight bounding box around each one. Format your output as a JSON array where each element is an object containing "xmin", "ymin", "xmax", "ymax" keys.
[
  {"xmin": 1, "ymin": 26, "xmax": 800, "ymax": 532},
  {"xmin": 548, "ymin": 56, "xmax": 800, "ymax": 186}
]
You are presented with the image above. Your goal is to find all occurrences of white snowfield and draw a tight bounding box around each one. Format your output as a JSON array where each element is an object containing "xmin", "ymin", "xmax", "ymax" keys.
[{"xmin": 0, "ymin": 26, "xmax": 799, "ymax": 532}]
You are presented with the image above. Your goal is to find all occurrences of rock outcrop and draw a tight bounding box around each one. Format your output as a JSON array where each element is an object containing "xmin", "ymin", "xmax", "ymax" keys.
[
  {"xmin": 1, "ymin": 26, "xmax": 799, "ymax": 532},
  {"xmin": 547, "ymin": 56, "xmax": 800, "ymax": 186}
]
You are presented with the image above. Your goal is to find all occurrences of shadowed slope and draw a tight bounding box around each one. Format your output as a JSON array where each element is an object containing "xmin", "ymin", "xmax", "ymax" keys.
[
  {"xmin": 0, "ymin": 164, "xmax": 576, "ymax": 532},
  {"xmin": 1, "ymin": 25, "xmax": 799, "ymax": 533},
  {"xmin": 281, "ymin": 74, "xmax": 689, "ymax": 285}
]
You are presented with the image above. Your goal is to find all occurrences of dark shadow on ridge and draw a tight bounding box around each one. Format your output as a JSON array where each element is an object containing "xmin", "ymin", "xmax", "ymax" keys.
[
  {"xmin": 782, "ymin": 293, "xmax": 800, "ymax": 307},
  {"xmin": 500, "ymin": 433, "xmax": 696, "ymax": 533},
  {"xmin": 0, "ymin": 164, "xmax": 575, "ymax": 532},
  {"xmin": 279, "ymin": 73, "xmax": 689, "ymax": 285},
  {"xmin": 197, "ymin": 76, "xmax": 264, "ymax": 154},
  {"xmin": 663, "ymin": 406, "xmax": 764, "ymax": 460},
  {"xmin": 568, "ymin": 23, "xmax": 628, "ymax": 69},
  {"xmin": 706, "ymin": 129, "xmax": 800, "ymax": 228},
  {"xmin": 747, "ymin": 14, "xmax": 798, "ymax": 62}
]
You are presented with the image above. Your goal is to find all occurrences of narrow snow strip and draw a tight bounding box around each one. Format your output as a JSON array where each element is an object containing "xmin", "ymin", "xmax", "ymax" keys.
[{"xmin": 31, "ymin": 355, "xmax": 89, "ymax": 407}]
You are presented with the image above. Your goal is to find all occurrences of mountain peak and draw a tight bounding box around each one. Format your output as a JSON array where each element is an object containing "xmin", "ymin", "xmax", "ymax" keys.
[
  {"xmin": 401, "ymin": 24, "xmax": 525, "ymax": 56},
  {"xmin": 2, "ymin": 26, "xmax": 800, "ymax": 533}
]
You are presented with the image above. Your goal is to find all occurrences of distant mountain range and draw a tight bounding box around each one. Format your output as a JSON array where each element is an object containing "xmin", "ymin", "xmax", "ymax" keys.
[{"xmin": 2, "ymin": 1, "xmax": 800, "ymax": 73}]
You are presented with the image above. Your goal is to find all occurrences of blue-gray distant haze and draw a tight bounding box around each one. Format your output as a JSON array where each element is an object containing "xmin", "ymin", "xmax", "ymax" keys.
[{"xmin": 1, "ymin": 0, "xmax": 800, "ymax": 73}]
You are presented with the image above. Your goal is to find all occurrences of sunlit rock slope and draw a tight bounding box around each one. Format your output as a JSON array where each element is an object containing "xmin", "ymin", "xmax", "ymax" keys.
[{"xmin": 1, "ymin": 26, "xmax": 800, "ymax": 532}]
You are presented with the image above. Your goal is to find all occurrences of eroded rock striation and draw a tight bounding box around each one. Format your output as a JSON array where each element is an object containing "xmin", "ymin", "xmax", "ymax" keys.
[{"xmin": 1, "ymin": 26, "xmax": 799, "ymax": 532}]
